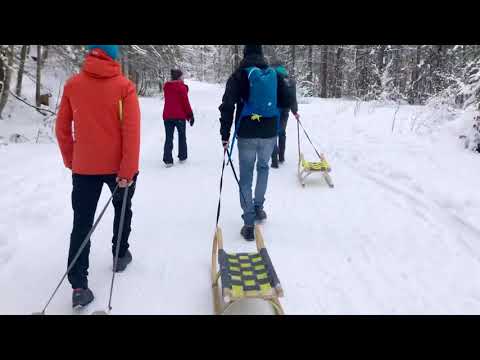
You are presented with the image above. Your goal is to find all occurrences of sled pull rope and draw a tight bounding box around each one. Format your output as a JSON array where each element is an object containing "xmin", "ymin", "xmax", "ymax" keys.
[
  {"xmin": 216, "ymin": 149, "xmax": 227, "ymax": 226},
  {"xmin": 215, "ymin": 148, "xmax": 248, "ymax": 227},
  {"xmin": 37, "ymin": 186, "xmax": 119, "ymax": 315},
  {"xmin": 226, "ymin": 148, "xmax": 248, "ymax": 215},
  {"xmin": 296, "ymin": 118, "xmax": 323, "ymax": 161}
]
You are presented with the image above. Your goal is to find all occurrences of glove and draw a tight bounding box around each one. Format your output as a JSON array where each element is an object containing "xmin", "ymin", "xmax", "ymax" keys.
[
  {"xmin": 189, "ymin": 115, "xmax": 194, "ymax": 127},
  {"xmin": 222, "ymin": 140, "xmax": 229, "ymax": 150},
  {"xmin": 293, "ymin": 112, "xmax": 300, "ymax": 121},
  {"xmin": 116, "ymin": 177, "xmax": 134, "ymax": 188}
]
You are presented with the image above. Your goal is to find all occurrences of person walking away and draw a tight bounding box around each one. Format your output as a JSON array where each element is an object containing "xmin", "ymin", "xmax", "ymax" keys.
[
  {"xmin": 270, "ymin": 58, "xmax": 300, "ymax": 168},
  {"xmin": 55, "ymin": 45, "xmax": 141, "ymax": 308},
  {"xmin": 162, "ymin": 69, "xmax": 194, "ymax": 167},
  {"xmin": 218, "ymin": 45, "xmax": 290, "ymax": 241}
]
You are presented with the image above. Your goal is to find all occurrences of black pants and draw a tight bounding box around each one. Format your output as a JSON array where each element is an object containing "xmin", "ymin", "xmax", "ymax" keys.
[
  {"xmin": 163, "ymin": 120, "xmax": 187, "ymax": 164},
  {"xmin": 272, "ymin": 112, "xmax": 289, "ymax": 163},
  {"xmin": 68, "ymin": 173, "xmax": 138, "ymax": 289}
]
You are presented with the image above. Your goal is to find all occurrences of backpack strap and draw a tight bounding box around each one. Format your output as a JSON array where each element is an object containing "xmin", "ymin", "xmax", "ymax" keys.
[{"xmin": 247, "ymin": 66, "xmax": 259, "ymax": 79}]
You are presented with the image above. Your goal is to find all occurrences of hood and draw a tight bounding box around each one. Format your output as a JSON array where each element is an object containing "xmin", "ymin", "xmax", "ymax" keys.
[
  {"xmin": 243, "ymin": 45, "xmax": 263, "ymax": 58},
  {"xmin": 239, "ymin": 53, "xmax": 268, "ymax": 70},
  {"xmin": 275, "ymin": 65, "xmax": 288, "ymax": 77},
  {"xmin": 82, "ymin": 49, "xmax": 121, "ymax": 79},
  {"xmin": 164, "ymin": 80, "xmax": 188, "ymax": 92}
]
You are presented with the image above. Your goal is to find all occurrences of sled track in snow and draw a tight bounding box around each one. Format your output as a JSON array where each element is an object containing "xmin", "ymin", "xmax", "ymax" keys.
[{"xmin": 345, "ymin": 162, "xmax": 480, "ymax": 263}]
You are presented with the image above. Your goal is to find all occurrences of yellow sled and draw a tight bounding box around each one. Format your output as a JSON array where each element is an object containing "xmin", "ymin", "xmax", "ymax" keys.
[
  {"xmin": 211, "ymin": 226, "xmax": 285, "ymax": 315},
  {"xmin": 298, "ymin": 152, "xmax": 334, "ymax": 188}
]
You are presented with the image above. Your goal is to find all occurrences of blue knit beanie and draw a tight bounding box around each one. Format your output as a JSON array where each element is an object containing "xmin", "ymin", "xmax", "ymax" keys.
[{"xmin": 87, "ymin": 45, "xmax": 119, "ymax": 60}]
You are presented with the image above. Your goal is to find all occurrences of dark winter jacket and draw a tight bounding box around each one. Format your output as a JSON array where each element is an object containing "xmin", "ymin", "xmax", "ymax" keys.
[
  {"xmin": 218, "ymin": 54, "xmax": 291, "ymax": 142},
  {"xmin": 275, "ymin": 67, "xmax": 298, "ymax": 114},
  {"xmin": 163, "ymin": 80, "xmax": 193, "ymax": 121}
]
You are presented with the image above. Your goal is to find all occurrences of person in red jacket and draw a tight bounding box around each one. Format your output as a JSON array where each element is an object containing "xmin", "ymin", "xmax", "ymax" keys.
[
  {"xmin": 55, "ymin": 45, "xmax": 141, "ymax": 309},
  {"xmin": 162, "ymin": 69, "xmax": 194, "ymax": 167}
]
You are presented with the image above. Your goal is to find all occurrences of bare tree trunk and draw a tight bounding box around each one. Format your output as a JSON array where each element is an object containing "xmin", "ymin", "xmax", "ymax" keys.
[
  {"xmin": 375, "ymin": 45, "xmax": 386, "ymax": 92},
  {"xmin": 290, "ymin": 45, "xmax": 296, "ymax": 77},
  {"xmin": 354, "ymin": 45, "xmax": 363, "ymax": 97},
  {"xmin": 409, "ymin": 45, "xmax": 421, "ymax": 104},
  {"xmin": 36, "ymin": 45, "xmax": 42, "ymax": 107},
  {"xmin": 307, "ymin": 45, "xmax": 313, "ymax": 83},
  {"xmin": 122, "ymin": 46, "xmax": 130, "ymax": 80},
  {"xmin": 334, "ymin": 46, "xmax": 343, "ymax": 98},
  {"xmin": 41, "ymin": 45, "xmax": 49, "ymax": 66},
  {"xmin": 202, "ymin": 46, "xmax": 207, "ymax": 81},
  {"xmin": 233, "ymin": 45, "xmax": 239, "ymax": 71},
  {"xmin": 320, "ymin": 45, "xmax": 328, "ymax": 98},
  {"xmin": 0, "ymin": 45, "xmax": 15, "ymax": 119},
  {"xmin": 0, "ymin": 50, "xmax": 5, "ymax": 101},
  {"xmin": 16, "ymin": 45, "xmax": 29, "ymax": 97}
]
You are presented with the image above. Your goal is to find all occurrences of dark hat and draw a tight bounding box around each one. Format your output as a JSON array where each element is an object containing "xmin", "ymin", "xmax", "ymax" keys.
[
  {"xmin": 243, "ymin": 45, "xmax": 263, "ymax": 57},
  {"xmin": 171, "ymin": 69, "xmax": 183, "ymax": 80}
]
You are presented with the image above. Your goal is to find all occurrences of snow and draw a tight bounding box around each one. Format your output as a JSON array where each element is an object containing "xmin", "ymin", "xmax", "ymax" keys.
[{"xmin": 1, "ymin": 79, "xmax": 480, "ymax": 314}]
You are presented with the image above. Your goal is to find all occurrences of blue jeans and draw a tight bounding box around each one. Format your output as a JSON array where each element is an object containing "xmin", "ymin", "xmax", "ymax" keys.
[{"xmin": 237, "ymin": 137, "xmax": 277, "ymax": 225}]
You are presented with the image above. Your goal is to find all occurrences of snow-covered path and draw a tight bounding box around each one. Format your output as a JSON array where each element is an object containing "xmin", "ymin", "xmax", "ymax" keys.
[{"xmin": 1, "ymin": 80, "xmax": 480, "ymax": 314}]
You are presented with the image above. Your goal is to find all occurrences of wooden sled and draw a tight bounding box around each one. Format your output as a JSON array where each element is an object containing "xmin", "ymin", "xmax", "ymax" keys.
[
  {"xmin": 298, "ymin": 152, "xmax": 334, "ymax": 188},
  {"xmin": 211, "ymin": 225, "xmax": 285, "ymax": 315}
]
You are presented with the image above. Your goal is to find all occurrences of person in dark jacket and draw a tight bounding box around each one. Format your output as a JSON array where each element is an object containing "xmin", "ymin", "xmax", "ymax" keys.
[
  {"xmin": 219, "ymin": 45, "xmax": 290, "ymax": 241},
  {"xmin": 270, "ymin": 59, "xmax": 300, "ymax": 168},
  {"xmin": 162, "ymin": 69, "xmax": 194, "ymax": 167}
]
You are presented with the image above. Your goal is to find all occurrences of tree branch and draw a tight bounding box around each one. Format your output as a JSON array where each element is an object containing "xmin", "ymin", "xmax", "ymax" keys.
[{"xmin": 8, "ymin": 90, "xmax": 56, "ymax": 116}]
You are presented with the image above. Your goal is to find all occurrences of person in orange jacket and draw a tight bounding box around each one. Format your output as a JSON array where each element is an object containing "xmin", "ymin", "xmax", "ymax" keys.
[{"xmin": 55, "ymin": 45, "xmax": 141, "ymax": 309}]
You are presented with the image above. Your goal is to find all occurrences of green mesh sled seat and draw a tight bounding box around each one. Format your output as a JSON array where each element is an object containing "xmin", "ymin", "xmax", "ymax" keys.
[{"xmin": 211, "ymin": 226, "xmax": 284, "ymax": 315}]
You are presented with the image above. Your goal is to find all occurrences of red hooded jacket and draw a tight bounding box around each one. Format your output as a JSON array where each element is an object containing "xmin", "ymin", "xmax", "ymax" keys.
[
  {"xmin": 162, "ymin": 80, "xmax": 193, "ymax": 121},
  {"xmin": 55, "ymin": 49, "xmax": 141, "ymax": 181}
]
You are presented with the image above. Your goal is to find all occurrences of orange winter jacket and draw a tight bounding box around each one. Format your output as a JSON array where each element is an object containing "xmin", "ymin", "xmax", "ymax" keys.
[{"xmin": 55, "ymin": 49, "xmax": 141, "ymax": 181}]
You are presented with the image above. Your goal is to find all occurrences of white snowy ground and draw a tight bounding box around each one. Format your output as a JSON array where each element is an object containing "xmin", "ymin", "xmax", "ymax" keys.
[{"xmin": 1, "ymin": 79, "xmax": 480, "ymax": 315}]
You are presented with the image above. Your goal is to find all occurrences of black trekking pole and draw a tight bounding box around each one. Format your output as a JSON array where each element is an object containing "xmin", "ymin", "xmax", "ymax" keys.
[
  {"xmin": 226, "ymin": 148, "xmax": 248, "ymax": 209},
  {"xmin": 33, "ymin": 186, "xmax": 119, "ymax": 315},
  {"xmin": 215, "ymin": 148, "xmax": 227, "ymax": 226},
  {"xmin": 297, "ymin": 117, "xmax": 301, "ymax": 162},
  {"xmin": 92, "ymin": 185, "xmax": 129, "ymax": 315}
]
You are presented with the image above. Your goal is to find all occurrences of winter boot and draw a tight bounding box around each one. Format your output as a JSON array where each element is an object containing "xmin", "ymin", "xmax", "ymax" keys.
[
  {"xmin": 255, "ymin": 207, "xmax": 267, "ymax": 222},
  {"xmin": 271, "ymin": 153, "xmax": 279, "ymax": 169},
  {"xmin": 278, "ymin": 136, "xmax": 286, "ymax": 163},
  {"xmin": 240, "ymin": 225, "xmax": 255, "ymax": 241},
  {"xmin": 114, "ymin": 249, "xmax": 132, "ymax": 273},
  {"xmin": 72, "ymin": 288, "xmax": 94, "ymax": 309},
  {"xmin": 164, "ymin": 162, "xmax": 173, "ymax": 168}
]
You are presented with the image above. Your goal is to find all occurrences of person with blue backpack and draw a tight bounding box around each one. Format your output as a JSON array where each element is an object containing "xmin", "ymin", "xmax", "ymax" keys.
[{"xmin": 219, "ymin": 45, "xmax": 291, "ymax": 241}]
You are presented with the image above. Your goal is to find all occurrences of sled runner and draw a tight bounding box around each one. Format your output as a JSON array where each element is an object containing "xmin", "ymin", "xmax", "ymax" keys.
[
  {"xmin": 296, "ymin": 118, "xmax": 334, "ymax": 188},
  {"xmin": 211, "ymin": 225, "xmax": 284, "ymax": 315}
]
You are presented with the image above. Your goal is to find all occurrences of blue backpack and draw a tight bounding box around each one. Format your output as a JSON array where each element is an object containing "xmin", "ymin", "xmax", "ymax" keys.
[
  {"xmin": 228, "ymin": 66, "xmax": 280, "ymax": 159},
  {"xmin": 240, "ymin": 66, "xmax": 279, "ymax": 119}
]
